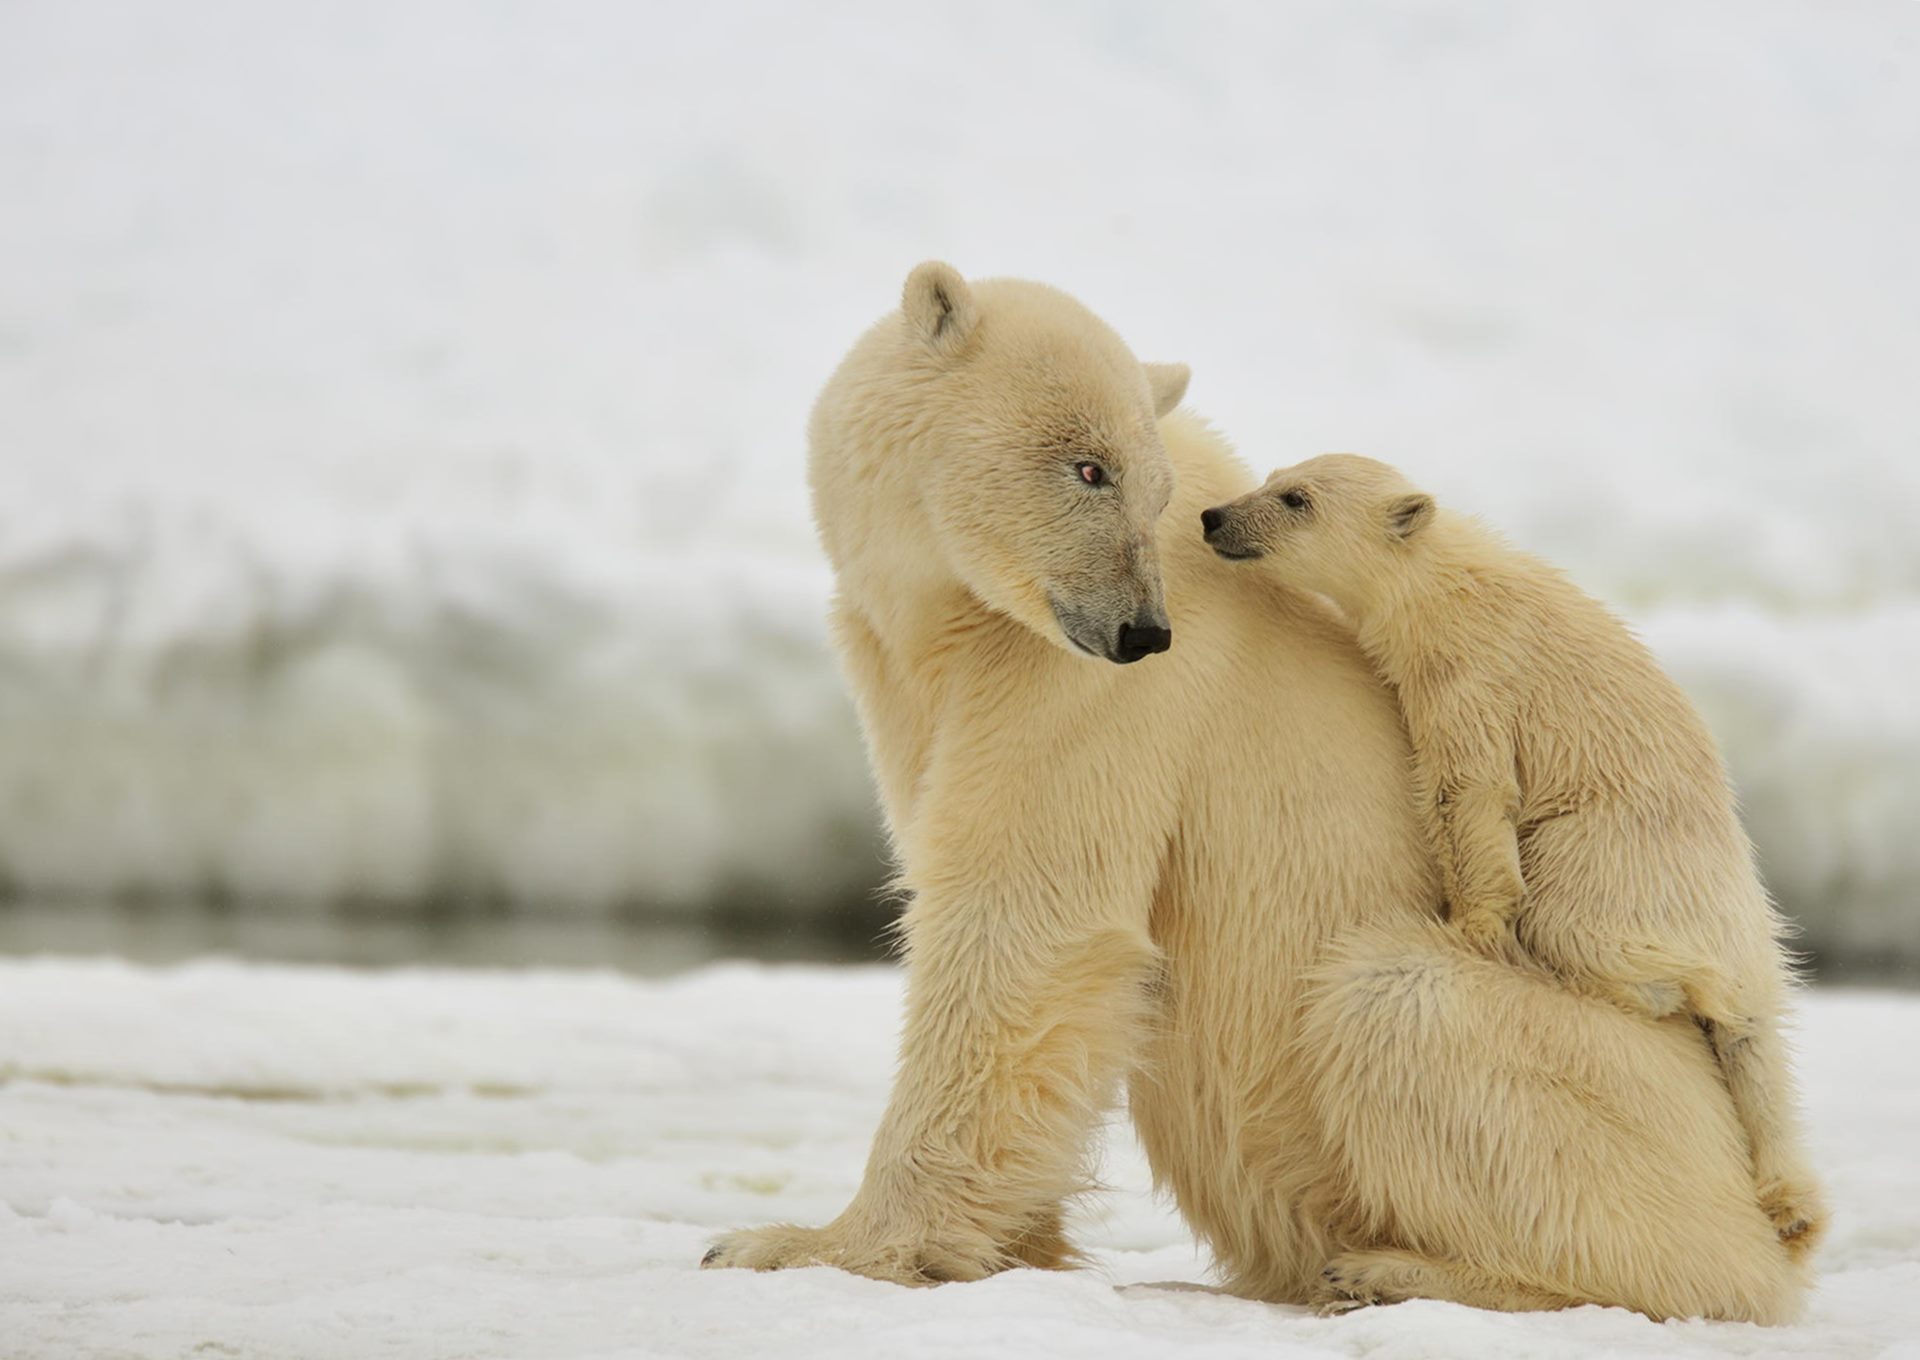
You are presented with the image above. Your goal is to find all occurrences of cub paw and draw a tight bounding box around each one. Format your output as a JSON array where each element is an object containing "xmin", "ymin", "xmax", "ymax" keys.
[
  {"xmin": 1451, "ymin": 903, "xmax": 1515, "ymax": 957},
  {"xmin": 1757, "ymin": 1175, "xmax": 1830, "ymax": 1260}
]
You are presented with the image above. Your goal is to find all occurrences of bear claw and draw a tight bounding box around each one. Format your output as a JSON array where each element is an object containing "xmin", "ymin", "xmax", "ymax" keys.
[{"xmin": 1316, "ymin": 1262, "xmax": 1376, "ymax": 1313}]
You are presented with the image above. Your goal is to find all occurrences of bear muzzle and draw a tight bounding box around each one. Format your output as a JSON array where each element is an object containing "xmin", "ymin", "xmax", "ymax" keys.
[
  {"xmin": 1049, "ymin": 595, "xmax": 1171, "ymax": 665},
  {"xmin": 1113, "ymin": 617, "xmax": 1172, "ymax": 664}
]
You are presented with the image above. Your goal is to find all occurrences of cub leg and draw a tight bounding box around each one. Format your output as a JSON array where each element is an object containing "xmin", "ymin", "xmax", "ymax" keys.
[
  {"xmin": 1403, "ymin": 694, "xmax": 1526, "ymax": 957},
  {"xmin": 1434, "ymin": 776, "xmax": 1526, "ymax": 957},
  {"xmin": 1561, "ymin": 942, "xmax": 1831, "ymax": 1260},
  {"xmin": 1699, "ymin": 1012, "xmax": 1829, "ymax": 1260}
]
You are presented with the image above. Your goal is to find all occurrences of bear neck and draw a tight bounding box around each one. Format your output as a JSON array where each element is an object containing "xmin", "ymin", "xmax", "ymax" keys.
[
  {"xmin": 814, "ymin": 407, "xmax": 1000, "ymax": 664},
  {"xmin": 854, "ymin": 554, "xmax": 987, "ymax": 658}
]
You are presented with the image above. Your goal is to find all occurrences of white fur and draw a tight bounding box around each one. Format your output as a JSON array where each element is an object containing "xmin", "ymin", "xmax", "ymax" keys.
[{"xmin": 704, "ymin": 269, "xmax": 1807, "ymax": 1322}]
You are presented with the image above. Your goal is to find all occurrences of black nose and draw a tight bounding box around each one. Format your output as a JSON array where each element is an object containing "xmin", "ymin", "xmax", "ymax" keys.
[
  {"xmin": 1200, "ymin": 507, "xmax": 1225, "ymax": 538},
  {"xmin": 1114, "ymin": 620, "xmax": 1172, "ymax": 664}
]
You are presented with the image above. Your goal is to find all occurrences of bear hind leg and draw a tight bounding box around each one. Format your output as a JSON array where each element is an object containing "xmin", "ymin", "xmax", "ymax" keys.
[{"xmin": 1300, "ymin": 929, "xmax": 1804, "ymax": 1323}]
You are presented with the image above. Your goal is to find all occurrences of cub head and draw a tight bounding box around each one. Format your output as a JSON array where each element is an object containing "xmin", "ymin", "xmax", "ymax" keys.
[
  {"xmin": 895, "ymin": 261, "xmax": 1190, "ymax": 664},
  {"xmin": 1199, "ymin": 453, "xmax": 1435, "ymax": 611}
]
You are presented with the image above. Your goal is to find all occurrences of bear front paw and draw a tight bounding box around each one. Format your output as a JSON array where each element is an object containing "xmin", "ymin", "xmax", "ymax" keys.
[
  {"xmin": 700, "ymin": 1223, "xmax": 834, "ymax": 1273},
  {"xmin": 699, "ymin": 1220, "xmax": 1006, "ymax": 1286}
]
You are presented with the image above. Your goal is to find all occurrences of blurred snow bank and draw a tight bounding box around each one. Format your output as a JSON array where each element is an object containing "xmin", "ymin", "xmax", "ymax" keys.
[
  {"xmin": 0, "ymin": 512, "xmax": 875, "ymax": 912},
  {"xmin": 1, "ymin": 3, "xmax": 1915, "ymax": 957}
]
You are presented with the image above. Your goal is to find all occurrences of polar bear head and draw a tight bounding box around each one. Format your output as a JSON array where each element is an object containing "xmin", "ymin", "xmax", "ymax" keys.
[
  {"xmin": 814, "ymin": 262, "xmax": 1189, "ymax": 665},
  {"xmin": 1199, "ymin": 453, "xmax": 1436, "ymax": 614}
]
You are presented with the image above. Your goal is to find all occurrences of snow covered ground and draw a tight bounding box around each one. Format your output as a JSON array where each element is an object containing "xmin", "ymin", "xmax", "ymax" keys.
[
  {"xmin": 2, "ymin": 3, "xmax": 1917, "ymax": 956},
  {"xmin": 0, "ymin": 958, "xmax": 1914, "ymax": 1359}
]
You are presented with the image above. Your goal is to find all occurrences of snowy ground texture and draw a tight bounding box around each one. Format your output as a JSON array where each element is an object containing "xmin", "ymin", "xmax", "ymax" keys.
[
  {"xmin": 1, "ymin": 960, "xmax": 1916, "ymax": 1359},
  {"xmin": 3, "ymin": 3, "xmax": 1919, "ymax": 957}
]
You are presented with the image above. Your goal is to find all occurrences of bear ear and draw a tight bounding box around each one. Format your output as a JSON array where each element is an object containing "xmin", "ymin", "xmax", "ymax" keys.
[
  {"xmin": 1386, "ymin": 493, "xmax": 1436, "ymax": 541},
  {"xmin": 1144, "ymin": 362, "xmax": 1190, "ymax": 417},
  {"xmin": 902, "ymin": 261, "xmax": 978, "ymax": 356}
]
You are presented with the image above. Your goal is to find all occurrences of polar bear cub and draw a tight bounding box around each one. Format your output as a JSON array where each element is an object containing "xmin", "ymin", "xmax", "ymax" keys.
[{"xmin": 1202, "ymin": 453, "xmax": 1827, "ymax": 1258}]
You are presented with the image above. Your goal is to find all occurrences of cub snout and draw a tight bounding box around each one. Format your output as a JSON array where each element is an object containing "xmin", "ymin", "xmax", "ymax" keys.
[{"xmin": 1201, "ymin": 502, "xmax": 1264, "ymax": 561}]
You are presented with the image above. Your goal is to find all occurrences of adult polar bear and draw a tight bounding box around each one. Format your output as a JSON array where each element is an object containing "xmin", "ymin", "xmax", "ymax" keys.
[{"xmin": 703, "ymin": 264, "xmax": 1805, "ymax": 1322}]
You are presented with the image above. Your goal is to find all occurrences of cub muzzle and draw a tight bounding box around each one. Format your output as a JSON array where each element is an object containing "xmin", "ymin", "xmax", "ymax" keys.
[{"xmin": 1200, "ymin": 502, "xmax": 1265, "ymax": 561}]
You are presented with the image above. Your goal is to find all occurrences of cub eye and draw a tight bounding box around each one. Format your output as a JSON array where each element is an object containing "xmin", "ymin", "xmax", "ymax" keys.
[
  {"xmin": 1076, "ymin": 462, "xmax": 1108, "ymax": 487},
  {"xmin": 1280, "ymin": 489, "xmax": 1309, "ymax": 510}
]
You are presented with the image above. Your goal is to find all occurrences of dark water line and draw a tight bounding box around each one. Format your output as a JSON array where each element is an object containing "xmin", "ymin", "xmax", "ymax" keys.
[
  {"xmin": 0, "ymin": 898, "xmax": 894, "ymax": 977},
  {"xmin": 0, "ymin": 898, "xmax": 1911, "ymax": 987}
]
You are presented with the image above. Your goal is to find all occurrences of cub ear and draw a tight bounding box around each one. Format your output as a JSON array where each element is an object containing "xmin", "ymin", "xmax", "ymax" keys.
[
  {"xmin": 1145, "ymin": 362, "xmax": 1191, "ymax": 417},
  {"xmin": 1386, "ymin": 493, "xmax": 1436, "ymax": 541},
  {"xmin": 902, "ymin": 261, "xmax": 978, "ymax": 356}
]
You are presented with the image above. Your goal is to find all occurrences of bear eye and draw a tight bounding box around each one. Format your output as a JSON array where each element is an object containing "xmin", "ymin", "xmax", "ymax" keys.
[
  {"xmin": 1075, "ymin": 461, "xmax": 1108, "ymax": 487},
  {"xmin": 1280, "ymin": 489, "xmax": 1309, "ymax": 510}
]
